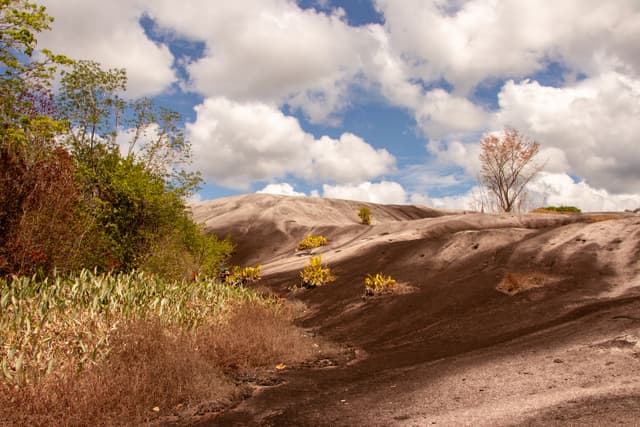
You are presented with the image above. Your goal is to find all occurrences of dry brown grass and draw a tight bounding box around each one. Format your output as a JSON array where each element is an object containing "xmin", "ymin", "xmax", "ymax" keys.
[
  {"xmin": 0, "ymin": 303, "xmax": 318, "ymax": 426},
  {"xmin": 496, "ymin": 272, "xmax": 560, "ymax": 296},
  {"xmin": 205, "ymin": 303, "xmax": 315, "ymax": 370}
]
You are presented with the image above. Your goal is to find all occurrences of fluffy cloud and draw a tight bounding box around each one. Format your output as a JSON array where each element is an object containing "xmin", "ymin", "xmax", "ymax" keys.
[
  {"xmin": 364, "ymin": 25, "xmax": 422, "ymax": 110},
  {"xmin": 416, "ymin": 89, "xmax": 489, "ymax": 140},
  {"xmin": 148, "ymin": 0, "xmax": 378, "ymax": 123},
  {"xmin": 187, "ymin": 97, "xmax": 395, "ymax": 189},
  {"xmin": 416, "ymin": 72, "xmax": 640, "ymax": 199},
  {"xmin": 257, "ymin": 183, "xmax": 306, "ymax": 197},
  {"xmin": 527, "ymin": 173, "xmax": 640, "ymax": 212},
  {"xmin": 321, "ymin": 181, "xmax": 408, "ymax": 204},
  {"xmin": 37, "ymin": 1, "xmax": 640, "ymax": 209},
  {"xmin": 375, "ymin": 0, "xmax": 640, "ymax": 93},
  {"xmin": 308, "ymin": 134, "xmax": 396, "ymax": 183},
  {"xmin": 495, "ymin": 72, "xmax": 640, "ymax": 193},
  {"xmin": 39, "ymin": 0, "xmax": 176, "ymax": 98}
]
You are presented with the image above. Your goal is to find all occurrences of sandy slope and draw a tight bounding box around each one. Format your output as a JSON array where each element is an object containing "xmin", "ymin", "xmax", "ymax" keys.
[{"xmin": 188, "ymin": 194, "xmax": 640, "ymax": 426}]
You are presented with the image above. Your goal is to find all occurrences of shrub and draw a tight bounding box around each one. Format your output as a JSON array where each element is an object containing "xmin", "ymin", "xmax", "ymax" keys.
[
  {"xmin": 225, "ymin": 265, "xmax": 261, "ymax": 286},
  {"xmin": 193, "ymin": 233, "xmax": 235, "ymax": 278},
  {"xmin": 358, "ymin": 206, "xmax": 371, "ymax": 225},
  {"xmin": 532, "ymin": 206, "xmax": 581, "ymax": 214},
  {"xmin": 300, "ymin": 256, "xmax": 335, "ymax": 288},
  {"xmin": 297, "ymin": 234, "xmax": 328, "ymax": 251},
  {"xmin": 1, "ymin": 146, "xmax": 88, "ymax": 276},
  {"xmin": 364, "ymin": 273, "xmax": 397, "ymax": 296}
]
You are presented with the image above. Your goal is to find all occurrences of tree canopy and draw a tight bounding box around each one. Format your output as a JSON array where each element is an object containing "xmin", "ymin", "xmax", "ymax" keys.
[
  {"xmin": 479, "ymin": 128, "xmax": 542, "ymax": 213},
  {"xmin": 0, "ymin": 0, "xmax": 228, "ymax": 279}
]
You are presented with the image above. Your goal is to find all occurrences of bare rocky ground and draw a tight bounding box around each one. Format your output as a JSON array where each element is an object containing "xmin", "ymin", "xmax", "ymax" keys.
[{"xmin": 185, "ymin": 194, "xmax": 640, "ymax": 426}]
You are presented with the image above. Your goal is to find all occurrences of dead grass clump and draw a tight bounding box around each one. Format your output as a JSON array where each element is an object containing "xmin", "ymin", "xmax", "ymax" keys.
[
  {"xmin": 497, "ymin": 272, "xmax": 558, "ymax": 296},
  {"xmin": 203, "ymin": 303, "xmax": 315, "ymax": 370},
  {"xmin": 0, "ymin": 319, "xmax": 233, "ymax": 426},
  {"xmin": 0, "ymin": 303, "xmax": 319, "ymax": 426}
]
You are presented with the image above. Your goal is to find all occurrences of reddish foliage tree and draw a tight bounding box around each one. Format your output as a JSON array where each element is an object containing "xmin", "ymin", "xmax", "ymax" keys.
[
  {"xmin": 0, "ymin": 145, "xmax": 86, "ymax": 275},
  {"xmin": 479, "ymin": 128, "xmax": 542, "ymax": 213}
]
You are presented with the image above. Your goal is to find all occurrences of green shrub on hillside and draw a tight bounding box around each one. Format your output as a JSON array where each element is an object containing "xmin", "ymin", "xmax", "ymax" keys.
[
  {"xmin": 300, "ymin": 256, "xmax": 335, "ymax": 288},
  {"xmin": 225, "ymin": 265, "xmax": 261, "ymax": 285},
  {"xmin": 297, "ymin": 234, "xmax": 328, "ymax": 251},
  {"xmin": 358, "ymin": 206, "xmax": 371, "ymax": 225},
  {"xmin": 532, "ymin": 206, "xmax": 581, "ymax": 214},
  {"xmin": 364, "ymin": 273, "xmax": 397, "ymax": 296}
]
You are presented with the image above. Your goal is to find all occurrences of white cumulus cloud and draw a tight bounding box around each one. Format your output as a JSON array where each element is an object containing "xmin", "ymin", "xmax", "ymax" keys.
[
  {"xmin": 148, "ymin": 0, "xmax": 378, "ymax": 123},
  {"xmin": 322, "ymin": 181, "xmax": 408, "ymax": 204},
  {"xmin": 416, "ymin": 89, "xmax": 489, "ymax": 140},
  {"xmin": 257, "ymin": 183, "xmax": 306, "ymax": 197},
  {"xmin": 527, "ymin": 173, "xmax": 640, "ymax": 212},
  {"xmin": 495, "ymin": 72, "xmax": 640, "ymax": 194},
  {"xmin": 375, "ymin": 0, "xmax": 640, "ymax": 93},
  {"xmin": 188, "ymin": 97, "xmax": 395, "ymax": 189},
  {"xmin": 40, "ymin": 0, "xmax": 176, "ymax": 98}
]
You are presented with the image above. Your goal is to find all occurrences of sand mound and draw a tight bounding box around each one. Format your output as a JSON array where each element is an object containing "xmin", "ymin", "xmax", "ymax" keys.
[
  {"xmin": 190, "ymin": 194, "xmax": 454, "ymax": 266},
  {"xmin": 188, "ymin": 194, "xmax": 640, "ymax": 426}
]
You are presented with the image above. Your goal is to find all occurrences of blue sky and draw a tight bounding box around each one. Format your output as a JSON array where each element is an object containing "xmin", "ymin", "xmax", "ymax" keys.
[{"xmin": 38, "ymin": 0, "xmax": 640, "ymax": 211}]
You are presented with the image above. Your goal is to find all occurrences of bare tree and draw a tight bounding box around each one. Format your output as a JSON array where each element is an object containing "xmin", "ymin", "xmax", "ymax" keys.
[{"xmin": 479, "ymin": 128, "xmax": 543, "ymax": 213}]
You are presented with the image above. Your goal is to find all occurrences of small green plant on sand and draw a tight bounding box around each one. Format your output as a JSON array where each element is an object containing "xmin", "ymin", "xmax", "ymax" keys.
[
  {"xmin": 358, "ymin": 206, "xmax": 371, "ymax": 225},
  {"xmin": 224, "ymin": 265, "xmax": 261, "ymax": 285},
  {"xmin": 364, "ymin": 273, "xmax": 397, "ymax": 296},
  {"xmin": 300, "ymin": 256, "xmax": 335, "ymax": 288},
  {"xmin": 297, "ymin": 234, "xmax": 328, "ymax": 251}
]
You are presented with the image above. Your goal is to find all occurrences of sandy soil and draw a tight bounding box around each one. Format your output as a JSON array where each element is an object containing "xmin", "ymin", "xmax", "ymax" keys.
[{"xmin": 186, "ymin": 194, "xmax": 640, "ymax": 426}]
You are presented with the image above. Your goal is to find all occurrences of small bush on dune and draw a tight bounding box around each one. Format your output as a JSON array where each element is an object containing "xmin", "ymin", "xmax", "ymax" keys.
[
  {"xmin": 225, "ymin": 264, "xmax": 261, "ymax": 285},
  {"xmin": 532, "ymin": 206, "xmax": 581, "ymax": 214},
  {"xmin": 358, "ymin": 206, "xmax": 371, "ymax": 225},
  {"xmin": 297, "ymin": 234, "xmax": 328, "ymax": 251},
  {"xmin": 300, "ymin": 256, "xmax": 335, "ymax": 288},
  {"xmin": 364, "ymin": 273, "xmax": 397, "ymax": 296}
]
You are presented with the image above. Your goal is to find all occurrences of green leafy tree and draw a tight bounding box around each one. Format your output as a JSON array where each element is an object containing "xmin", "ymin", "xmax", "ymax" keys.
[
  {"xmin": 0, "ymin": 1, "xmax": 219, "ymax": 278},
  {"xmin": 58, "ymin": 60, "xmax": 201, "ymax": 197},
  {"xmin": 1, "ymin": 0, "xmax": 70, "ymax": 147},
  {"xmin": 57, "ymin": 60, "xmax": 126, "ymax": 168},
  {"xmin": 0, "ymin": 0, "xmax": 85, "ymax": 276},
  {"xmin": 57, "ymin": 60, "xmax": 214, "ymax": 276}
]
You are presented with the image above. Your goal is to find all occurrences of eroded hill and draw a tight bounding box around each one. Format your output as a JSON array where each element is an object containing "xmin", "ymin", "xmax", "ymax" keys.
[{"xmin": 190, "ymin": 194, "xmax": 640, "ymax": 426}]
